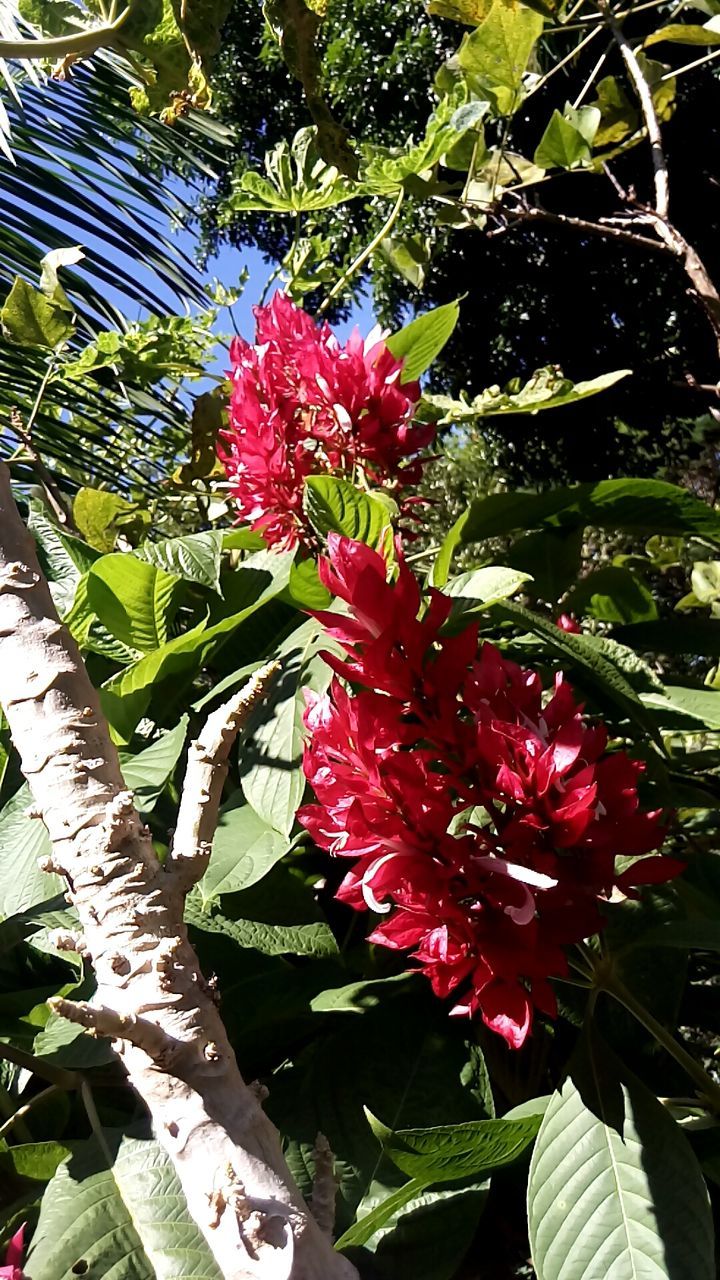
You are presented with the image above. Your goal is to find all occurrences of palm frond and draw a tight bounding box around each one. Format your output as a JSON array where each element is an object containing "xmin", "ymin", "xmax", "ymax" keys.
[{"xmin": 0, "ymin": 49, "xmax": 234, "ymax": 489}]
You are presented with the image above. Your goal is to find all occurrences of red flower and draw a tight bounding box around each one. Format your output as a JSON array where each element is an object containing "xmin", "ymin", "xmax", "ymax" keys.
[
  {"xmin": 557, "ymin": 613, "xmax": 581, "ymax": 633},
  {"xmin": 300, "ymin": 536, "xmax": 681, "ymax": 1048},
  {"xmin": 218, "ymin": 293, "xmax": 432, "ymax": 549},
  {"xmin": 1, "ymin": 1227, "xmax": 24, "ymax": 1279}
]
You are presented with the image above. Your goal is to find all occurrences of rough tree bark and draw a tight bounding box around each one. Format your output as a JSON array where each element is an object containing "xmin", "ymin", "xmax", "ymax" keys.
[{"xmin": 0, "ymin": 463, "xmax": 358, "ymax": 1280}]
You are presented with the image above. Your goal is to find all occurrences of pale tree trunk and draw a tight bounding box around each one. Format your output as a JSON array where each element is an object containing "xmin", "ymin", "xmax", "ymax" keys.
[{"xmin": 0, "ymin": 464, "xmax": 358, "ymax": 1280}]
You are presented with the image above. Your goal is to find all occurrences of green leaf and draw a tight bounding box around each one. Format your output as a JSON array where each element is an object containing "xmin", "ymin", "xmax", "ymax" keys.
[
  {"xmin": 567, "ymin": 566, "xmax": 658, "ymax": 624},
  {"xmin": 229, "ymin": 126, "xmax": 357, "ymax": 213},
  {"xmin": 186, "ymin": 865, "xmax": 338, "ymax": 958},
  {"xmin": 444, "ymin": 565, "xmax": 531, "ymax": 608},
  {"xmin": 27, "ymin": 505, "xmax": 99, "ymax": 619},
  {"xmin": 198, "ymin": 792, "xmax": 290, "ymax": 905},
  {"xmin": 27, "ymin": 1133, "xmax": 221, "ymax": 1280},
  {"xmin": 645, "ymin": 18, "xmax": 720, "ymax": 47},
  {"xmin": 0, "ymin": 786, "xmax": 60, "ymax": 919},
  {"xmin": 614, "ymin": 619, "xmax": 720, "ymax": 658},
  {"xmin": 101, "ymin": 550, "xmax": 293, "ymax": 740},
  {"xmin": 643, "ymin": 685, "xmax": 720, "ymax": 730},
  {"xmin": 528, "ymin": 1028, "xmax": 714, "ymax": 1280},
  {"xmin": 73, "ymin": 488, "xmax": 150, "ymax": 555},
  {"xmin": 534, "ymin": 109, "xmax": 591, "ymax": 169},
  {"xmin": 0, "ymin": 1140, "xmax": 70, "ymax": 1183},
  {"xmin": 506, "ymin": 527, "xmax": 584, "ymax": 602},
  {"xmin": 367, "ymin": 1110, "xmax": 541, "ymax": 1184},
  {"xmin": 591, "ymin": 74, "xmax": 639, "ymax": 145},
  {"xmin": 1, "ymin": 278, "xmax": 74, "ymax": 349},
  {"xmin": 386, "ymin": 300, "xmax": 460, "ymax": 382},
  {"xmin": 623, "ymin": 919, "xmax": 720, "ymax": 952},
  {"xmin": 139, "ymin": 531, "xmax": 223, "ymax": 593},
  {"xmin": 240, "ymin": 617, "xmax": 338, "ymax": 836},
  {"xmin": 458, "ymin": 0, "xmax": 543, "ymax": 116},
  {"xmin": 86, "ymin": 555, "xmax": 181, "ymax": 654},
  {"xmin": 423, "ymin": 366, "xmax": 630, "ymax": 423},
  {"xmin": 303, "ymin": 476, "xmax": 395, "ymax": 549},
  {"xmin": 119, "ymin": 717, "xmax": 189, "ymax": 814},
  {"xmin": 458, "ymin": 478, "xmax": 720, "ymax": 545}
]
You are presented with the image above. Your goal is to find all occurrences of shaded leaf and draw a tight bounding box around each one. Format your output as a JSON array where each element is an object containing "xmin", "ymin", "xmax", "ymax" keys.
[{"xmin": 528, "ymin": 1028, "xmax": 714, "ymax": 1280}]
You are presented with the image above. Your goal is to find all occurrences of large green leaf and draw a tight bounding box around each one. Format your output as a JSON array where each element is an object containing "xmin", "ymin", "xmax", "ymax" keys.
[
  {"xmin": 27, "ymin": 505, "xmax": 99, "ymax": 619},
  {"xmin": 457, "ymin": 478, "xmax": 720, "ymax": 545},
  {"xmin": 1, "ymin": 275, "xmax": 74, "ymax": 349},
  {"xmin": 268, "ymin": 996, "xmax": 490, "ymax": 1278},
  {"xmin": 28, "ymin": 1133, "xmax": 221, "ymax": 1280},
  {"xmin": 186, "ymin": 862, "xmax": 338, "ymax": 958},
  {"xmin": 304, "ymin": 475, "xmax": 396, "ymax": 548},
  {"xmin": 0, "ymin": 785, "xmax": 60, "ymax": 919},
  {"xmin": 457, "ymin": 0, "xmax": 543, "ymax": 116},
  {"xmin": 118, "ymin": 717, "xmax": 189, "ymax": 814},
  {"xmin": 567, "ymin": 565, "xmax": 658, "ymax": 624},
  {"xmin": 367, "ymin": 1110, "xmax": 541, "ymax": 1184},
  {"xmin": 528, "ymin": 1029, "xmax": 714, "ymax": 1280},
  {"xmin": 642, "ymin": 685, "xmax": 720, "ymax": 730},
  {"xmin": 385, "ymin": 300, "xmax": 460, "ymax": 383},
  {"xmin": 87, "ymin": 555, "xmax": 182, "ymax": 654},
  {"xmin": 240, "ymin": 616, "xmax": 339, "ymax": 837},
  {"xmin": 197, "ymin": 791, "xmax": 290, "ymax": 906},
  {"xmin": 101, "ymin": 550, "xmax": 293, "ymax": 740},
  {"xmin": 139, "ymin": 531, "xmax": 223, "ymax": 594}
]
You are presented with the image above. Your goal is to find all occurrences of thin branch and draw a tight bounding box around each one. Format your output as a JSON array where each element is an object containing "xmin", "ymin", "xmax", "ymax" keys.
[
  {"xmin": 0, "ymin": 1039, "xmax": 80, "ymax": 1091},
  {"xmin": 10, "ymin": 360, "xmax": 76, "ymax": 530},
  {"xmin": 0, "ymin": 2, "xmax": 137, "ymax": 61},
  {"xmin": 596, "ymin": 0, "xmax": 669, "ymax": 218},
  {"xmin": 166, "ymin": 662, "xmax": 280, "ymax": 892},
  {"xmin": 497, "ymin": 201, "xmax": 668, "ymax": 255},
  {"xmin": 660, "ymin": 46, "xmax": 720, "ymax": 83},
  {"xmin": 0, "ymin": 1084, "xmax": 58, "ymax": 1142},
  {"xmin": 525, "ymin": 23, "xmax": 604, "ymax": 105},
  {"xmin": 318, "ymin": 187, "xmax": 404, "ymax": 315}
]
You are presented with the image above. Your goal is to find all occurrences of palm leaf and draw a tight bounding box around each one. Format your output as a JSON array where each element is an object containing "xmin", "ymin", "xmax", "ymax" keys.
[{"xmin": 0, "ymin": 35, "xmax": 234, "ymax": 488}]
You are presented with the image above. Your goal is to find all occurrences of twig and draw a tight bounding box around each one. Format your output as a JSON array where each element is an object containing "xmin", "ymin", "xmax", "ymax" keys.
[
  {"xmin": 596, "ymin": 0, "xmax": 669, "ymax": 218},
  {"xmin": 166, "ymin": 662, "xmax": 280, "ymax": 892},
  {"xmin": 318, "ymin": 187, "xmax": 404, "ymax": 315},
  {"xmin": 0, "ymin": 1084, "xmax": 58, "ymax": 1142},
  {"xmin": 498, "ymin": 200, "xmax": 667, "ymax": 254},
  {"xmin": 0, "ymin": 1039, "xmax": 80, "ymax": 1091},
  {"xmin": 660, "ymin": 47, "xmax": 720, "ymax": 83},
  {"xmin": 9, "ymin": 362, "xmax": 76, "ymax": 530},
  {"xmin": 309, "ymin": 1133, "xmax": 340, "ymax": 1239}
]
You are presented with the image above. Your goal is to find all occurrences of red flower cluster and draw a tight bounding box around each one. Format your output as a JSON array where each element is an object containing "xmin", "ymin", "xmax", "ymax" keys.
[
  {"xmin": 300, "ymin": 536, "xmax": 680, "ymax": 1047},
  {"xmin": 0, "ymin": 1227, "xmax": 24, "ymax": 1280},
  {"xmin": 218, "ymin": 292, "xmax": 433, "ymax": 549}
]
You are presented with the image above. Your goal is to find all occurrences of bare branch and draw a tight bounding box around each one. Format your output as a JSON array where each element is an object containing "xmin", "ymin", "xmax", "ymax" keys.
[
  {"xmin": 596, "ymin": 0, "xmax": 669, "ymax": 219},
  {"xmin": 0, "ymin": 462, "xmax": 357, "ymax": 1280},
  {"xmin": 167, "ymin": 663, "xmax": 280, "ymax": 893},
  {"xmin": 309, "ymin": 1134, "xmax": 340, "ymax": 1240}
]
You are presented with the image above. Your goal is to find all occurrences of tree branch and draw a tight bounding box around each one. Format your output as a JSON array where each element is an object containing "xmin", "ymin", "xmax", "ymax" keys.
[
  {"xmin": 167, "ymin": 663, "xmax": 280, "ymax": 893},
  {"xmin": 0, "ymin": 462, "xmax": 357, "ymax": 1280},
  {"xmin": 0, "ymin": 2, "xmax": 137, "ymax": 62},
  {"xmin": 597, "ymin": 0, "xmax": 669, "ymax": 219}
]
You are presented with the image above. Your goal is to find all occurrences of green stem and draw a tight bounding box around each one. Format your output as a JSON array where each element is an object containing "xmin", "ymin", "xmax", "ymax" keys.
[
  {"xmin": 0, "ymin": 1, "xmax": 137, "ymax": 61},
  {"xmin": 0, "ymin": 1080, "xmax": 32, "ymax": 1143},
  {"xmin": 0, "ymin": 1084, "xmax": 57, "ymax": 1143},
  {"xmin": 318, "ymin": 187, "xmax": 404, "ymax": 316},
  {"xmin": 603, "ymin": 974, "xmax": 720, "ymax": 1111}
]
